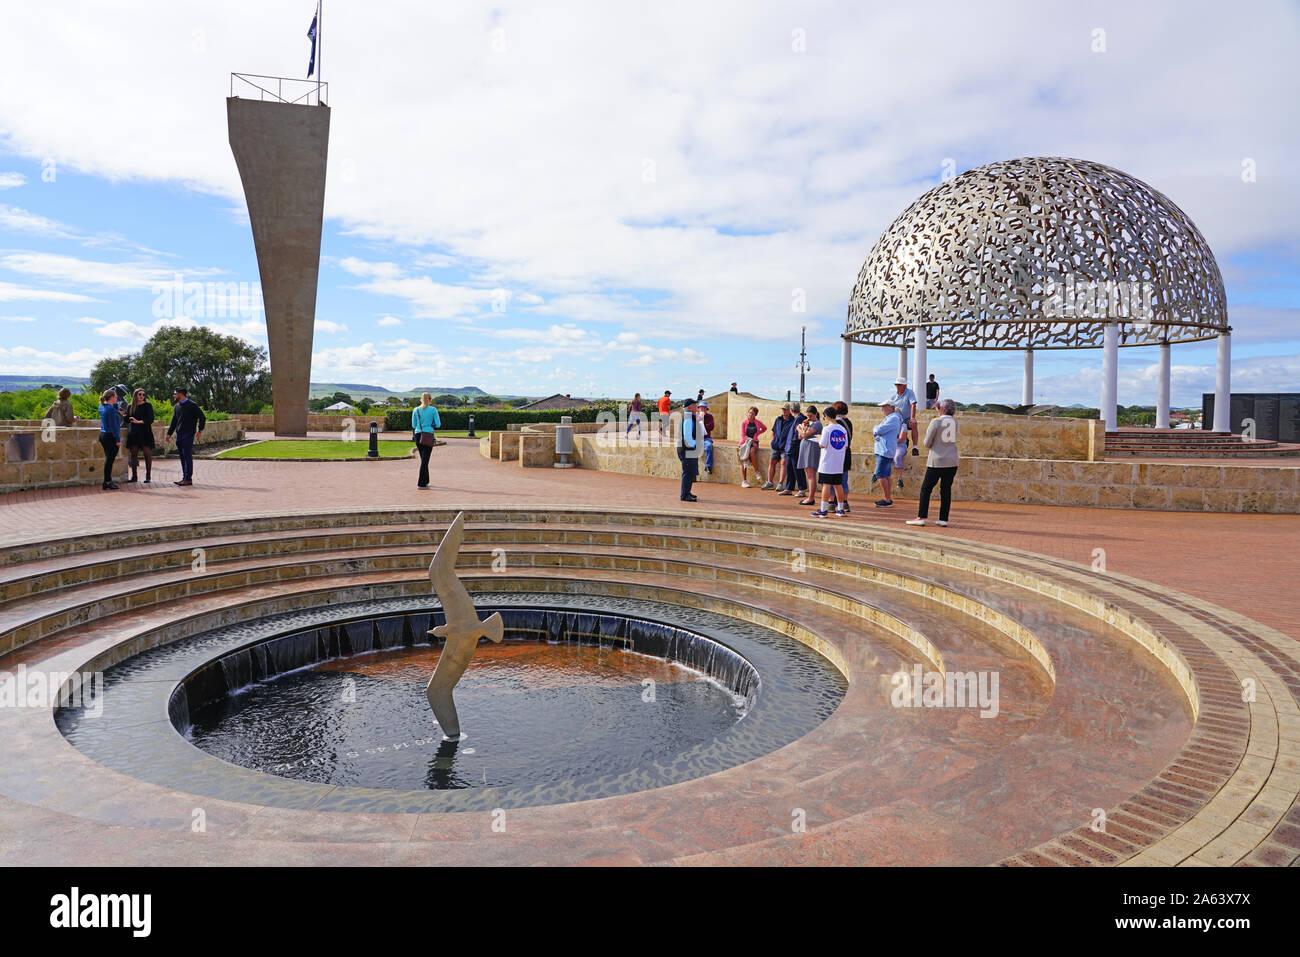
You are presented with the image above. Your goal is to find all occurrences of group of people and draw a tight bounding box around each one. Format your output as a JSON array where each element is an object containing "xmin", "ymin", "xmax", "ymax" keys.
[
  {"xmin": 80, "ymin": 385, "xmax": 206, "ymax": 490},
  {"xmin": 735, "ymin": 400, "xmax": 859, "ymax": 517},
  {"xmin": 673, "ymin": 373, "xmax": 961, "ymax": 526}
]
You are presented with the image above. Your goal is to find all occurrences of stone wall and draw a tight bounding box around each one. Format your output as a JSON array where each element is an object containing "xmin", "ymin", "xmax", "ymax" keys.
[
  {"xmin": 0, "ymin": 420, "xmax": 244, "ymax": 493},
  {"xmin": 727, "ymin": 396, "xmax": 1103, "ymax": 462},
  {"xmin": 568, "ymin": 434, "xmax": 1300, "ymax": 513}
]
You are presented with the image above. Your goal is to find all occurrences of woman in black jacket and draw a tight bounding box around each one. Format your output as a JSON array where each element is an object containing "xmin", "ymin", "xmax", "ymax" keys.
[{"xmin": 124, "ymin": 388, "xmax": 156, "ymax": 483}]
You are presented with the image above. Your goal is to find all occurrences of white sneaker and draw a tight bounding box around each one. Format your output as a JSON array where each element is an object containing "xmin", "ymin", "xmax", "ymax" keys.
[
  {"xmin": 906, "ymin": 518, "xmax": 925, "ymax": 526},
  {"xmin": 936, "ymin": 520, "xmax": 948, "ymax": 527},
  {"xmin": 741, "ymin": 481, "xmax": 751, "ymax": 488}
]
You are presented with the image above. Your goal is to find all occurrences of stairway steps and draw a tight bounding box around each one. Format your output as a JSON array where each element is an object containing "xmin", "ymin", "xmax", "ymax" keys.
[{"xmin": 0, "ymin": 535, "xmax": 1060, "ymax": 687}]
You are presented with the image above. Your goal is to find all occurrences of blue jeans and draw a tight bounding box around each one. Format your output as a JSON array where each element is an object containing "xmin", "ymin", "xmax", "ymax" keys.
[
  {"xmin": 703, "ymin": 437, "xmax": 714, "ymax": 470},
  {"xmin": 176, "ymin": 433, "xmax": 194, "ymax": 480}
]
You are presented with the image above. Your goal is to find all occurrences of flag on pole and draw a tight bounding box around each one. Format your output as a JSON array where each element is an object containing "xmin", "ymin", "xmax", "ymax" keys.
[{"xmin": 307, "ymin": 7, "xmax": 318, "ymax": 77}]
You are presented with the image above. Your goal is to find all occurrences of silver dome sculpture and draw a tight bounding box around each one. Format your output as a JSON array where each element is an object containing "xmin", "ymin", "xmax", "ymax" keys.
[{"xmin": 838, "ymin": 157, "xmax": 1233, "ymax": 431}]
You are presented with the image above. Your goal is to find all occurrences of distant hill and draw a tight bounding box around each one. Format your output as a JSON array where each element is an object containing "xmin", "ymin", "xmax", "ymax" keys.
[
  {"xmin": 409, "ymin": 386, "xmax": 487, "ymax": 397},
  {"xmin": 309, "ymin": 383, "xmax": 516, "ymax": 401},
  {"xmin": 7, "ymin": 375, "xmax": 517, "ymax": 401},
  {"xmin": 0, "ymin": 374, "xmax": 90, "ymax": 392}
]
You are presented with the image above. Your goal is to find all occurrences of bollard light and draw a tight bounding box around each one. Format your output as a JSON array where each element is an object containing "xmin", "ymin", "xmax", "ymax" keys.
[
  {"xmin": 467, "ymin": 414, "xmax": 476, "ymax": 438},
  {"xmin": 367, "ymin": 421, "xmax": 379, "ymax": 458}
]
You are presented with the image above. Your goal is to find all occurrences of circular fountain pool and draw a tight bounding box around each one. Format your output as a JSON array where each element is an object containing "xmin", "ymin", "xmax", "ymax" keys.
[{"xmin": 57, "ymin": 594, "xmax": 846, "ymax": 812}]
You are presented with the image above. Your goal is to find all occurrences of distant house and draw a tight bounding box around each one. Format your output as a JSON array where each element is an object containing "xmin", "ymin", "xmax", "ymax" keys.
[
  {"xmin": 517, "ymin": 393, "xmax": 591, "ymax": 411},
  {"xmin": 323, "ymin": 401, "xmax": 356, "ymax": 412}
]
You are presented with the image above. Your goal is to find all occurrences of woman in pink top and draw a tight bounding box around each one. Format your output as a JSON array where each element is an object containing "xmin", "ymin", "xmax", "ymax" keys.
[{"xmin": 736, "ymin": 406, "xmax": 767, "ymax": 487}]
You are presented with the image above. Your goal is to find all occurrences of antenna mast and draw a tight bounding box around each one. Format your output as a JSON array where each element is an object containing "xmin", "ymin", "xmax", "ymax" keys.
[{"xmin": 796, "ymin": 326, "xmax": 811, "ymax": 402}]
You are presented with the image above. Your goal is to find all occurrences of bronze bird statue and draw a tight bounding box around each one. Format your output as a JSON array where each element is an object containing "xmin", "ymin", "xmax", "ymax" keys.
[{"xmin": 425, "ymin": 511, "xmax": 503, "ymax": 740}]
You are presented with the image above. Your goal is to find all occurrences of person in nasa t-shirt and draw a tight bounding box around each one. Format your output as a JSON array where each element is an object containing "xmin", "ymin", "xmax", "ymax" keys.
[{"xmin": 812, "ymin": 409, "xmax": 849, "ymax": 517}]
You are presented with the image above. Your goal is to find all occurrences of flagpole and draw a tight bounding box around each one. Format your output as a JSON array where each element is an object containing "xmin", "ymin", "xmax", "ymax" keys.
[{"xmin": 317, "ymin": 1, "xmax": 322, "ymax": 105}]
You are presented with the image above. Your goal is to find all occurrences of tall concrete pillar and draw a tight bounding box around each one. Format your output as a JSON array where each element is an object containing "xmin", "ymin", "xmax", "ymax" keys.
[
  {"xmin": 839, "ymin": 338, "xmax": 852, "ymax": 405},
  {"xmin": 912, "ymin": 327, "xmax": 927, "ymax": 396},
  {"xmin": 1022, "ymin": 348, "xmax": 1034, "ymax": 407},
  {"xmin": 897, "ymin": 345, "xmax": 908, "ymax": 381},
  {"xmin": 1100, "ymin": 323, "xmax": 1118, "ymax": 432},
  {"xmin": 1156, "ymin": 342, "xmax": 1171, "ymax": 429},
  {"xmin": 1213, "ymin": 332, "xmax": 1231, "ymax": 432},
  {"xmin": 227, "ymin": 98, "xmax": 330, "ymax": 436}
]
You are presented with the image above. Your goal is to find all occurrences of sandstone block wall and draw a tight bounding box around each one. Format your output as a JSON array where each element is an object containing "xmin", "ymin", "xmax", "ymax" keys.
[
  {"xmin": 569, "ymin": 435, "xmax": 1300, "ymax": 513},
  {"xmin": 0, "ymin": 420, "xmax": 244, "ymax": 493},
  {"xmin": 727, "ymin": 396, "xmax": 1102, "ymax": 462}
]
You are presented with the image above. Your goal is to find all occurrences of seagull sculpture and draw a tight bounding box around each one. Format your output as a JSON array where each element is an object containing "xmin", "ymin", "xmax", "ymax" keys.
[{"xmin": 426, "ymin": 511, "xmax": 503, "ymax": 740}]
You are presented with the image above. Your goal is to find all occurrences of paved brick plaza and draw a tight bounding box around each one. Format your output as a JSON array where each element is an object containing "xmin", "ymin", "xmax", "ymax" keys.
[
  {"xmin": 3, "ymin": 438, "xmax": 1296, "ymax": 642},
  {"xmin": 2, "ymin": 437, "xmax": 1298, "ymax": 866}
]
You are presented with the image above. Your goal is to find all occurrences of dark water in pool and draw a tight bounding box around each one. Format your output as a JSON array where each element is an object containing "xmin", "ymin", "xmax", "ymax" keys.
[{"xmin": 188, "ymin": 642, "xmax": 745, "ymax": 791}]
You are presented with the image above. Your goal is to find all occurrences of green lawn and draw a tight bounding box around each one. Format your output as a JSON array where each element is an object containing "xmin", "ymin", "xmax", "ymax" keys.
[{"xmin": 219, "ymin": 440, "xmax": 426, "ymax": 460}]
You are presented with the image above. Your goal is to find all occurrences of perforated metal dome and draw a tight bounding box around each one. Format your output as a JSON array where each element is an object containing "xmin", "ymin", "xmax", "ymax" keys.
[{"xmin": 845, "ymin": 157, "xmax": 1228, "ymax": 350}]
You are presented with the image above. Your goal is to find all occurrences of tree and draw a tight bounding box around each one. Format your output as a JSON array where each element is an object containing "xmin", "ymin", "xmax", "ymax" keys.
[
  {"xmin": 89, "ymin": 326, "xmax": 271, "ymax": 412},
  {"xmin": 88, "ymin": 355, "xmax": 135, "ymax": 396},
  {"xmin": 432, "ymin": 393, "xmax": 461, "ymax": 407}
]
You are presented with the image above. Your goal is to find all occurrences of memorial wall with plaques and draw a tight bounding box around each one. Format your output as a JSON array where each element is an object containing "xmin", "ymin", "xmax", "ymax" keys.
[{"xmin": 1202, "ymin": 393, "xmax": 1300, "ymax": 441}]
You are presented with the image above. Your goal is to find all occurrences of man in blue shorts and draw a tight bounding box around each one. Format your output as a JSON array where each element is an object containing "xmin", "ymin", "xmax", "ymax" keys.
[{"xmin": 872, "ymin": 399, "xmax": 903, "ymax": 507}]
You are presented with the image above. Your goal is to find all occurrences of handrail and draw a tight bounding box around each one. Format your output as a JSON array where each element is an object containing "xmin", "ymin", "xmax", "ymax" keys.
[{"xmin": 230, "ymin": 73, "xmax": 328, "ymax": 107}]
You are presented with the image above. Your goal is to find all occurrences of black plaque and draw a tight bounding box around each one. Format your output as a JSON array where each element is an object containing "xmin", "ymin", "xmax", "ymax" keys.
[
  {"xmin": 1229, "ymin": 395, "xmax": 1254, "ymax": 435},
  {"xmin": 1280, "ymin": 397, "xmax": 1300, "ymax": 444},
  {"xmin": 1252, "ymin": 396, "xmax": 1279, "ymax": 442}
]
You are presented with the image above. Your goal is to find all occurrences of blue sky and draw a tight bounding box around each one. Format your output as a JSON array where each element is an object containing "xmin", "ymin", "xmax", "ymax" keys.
[{"xmin": 1, "ymin": 0, "xmax": 1297, "ymax": 406}]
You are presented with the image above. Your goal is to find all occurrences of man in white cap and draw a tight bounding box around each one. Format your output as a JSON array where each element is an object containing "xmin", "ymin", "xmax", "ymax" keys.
[
  {"xmin": 891, "ymin": 377, "xmax": 920, "ymax": 455},
  {"xmin": 872, "ymin": 400, "xmax": 904, "ymax": 507}
]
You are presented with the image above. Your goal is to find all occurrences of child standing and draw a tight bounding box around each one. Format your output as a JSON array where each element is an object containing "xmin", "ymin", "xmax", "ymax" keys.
[{"xmin": 811, "ymin": 409, "xmax": 849, "ymax": 518}]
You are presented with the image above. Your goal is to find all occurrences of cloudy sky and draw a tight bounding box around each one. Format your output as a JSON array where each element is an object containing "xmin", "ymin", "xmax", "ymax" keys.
[{"xmin": 0, "ymin": 0, "xmax": 1296, "ymax": 405}]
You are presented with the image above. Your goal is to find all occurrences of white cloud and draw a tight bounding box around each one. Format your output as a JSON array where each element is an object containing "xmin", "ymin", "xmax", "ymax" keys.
[
  {"xmin": 85, "ymin": 315, "xmax": 265, "ymax": 345},
  {"xmin": 0, "ymin": 172, "xmax": 25, "ymax": 189},
  {"xmin": 350, "ymin": 274, "xmax": 502, "ymax": 319},
  {"xmin": 315, "ymin": 319, "xmax": 348, "ymax": 334},
  {"xmin": 336, "ymin": 257, "xmax": 403, "ymax": 281},
  {"xmin": 0, "ymin": 252, "xmax": 210, "ymax": 291},
  {"xmin": 0, "ymin": 280, "xmax": 97, "ymax": 303},
  {"xmin": 75, "ymin": 316, "xmax": 104, "ymax": 324},
  {"xmin": 0, "ymin": 343, "xmax": 126, "ymax": 376},
  {"xmin": 0, "ymin": 203, "xmax": 76, "ymax": 237},
  {"xmin": 0, "ymin": 0, "xmax": 1291, "ymax": 349},
  {"xmin": 376, "ymin": 315, "xmax": 402, "ymax": 326},
  {"xmin": 0, "ymin": 314, "xmax": 36, "ymax": 322}
]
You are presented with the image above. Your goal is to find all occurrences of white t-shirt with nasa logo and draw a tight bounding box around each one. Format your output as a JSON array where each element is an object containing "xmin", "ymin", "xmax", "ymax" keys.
[{"xmin": 818, "ymin": 422, "xmax": 849, "ymax": 473}]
